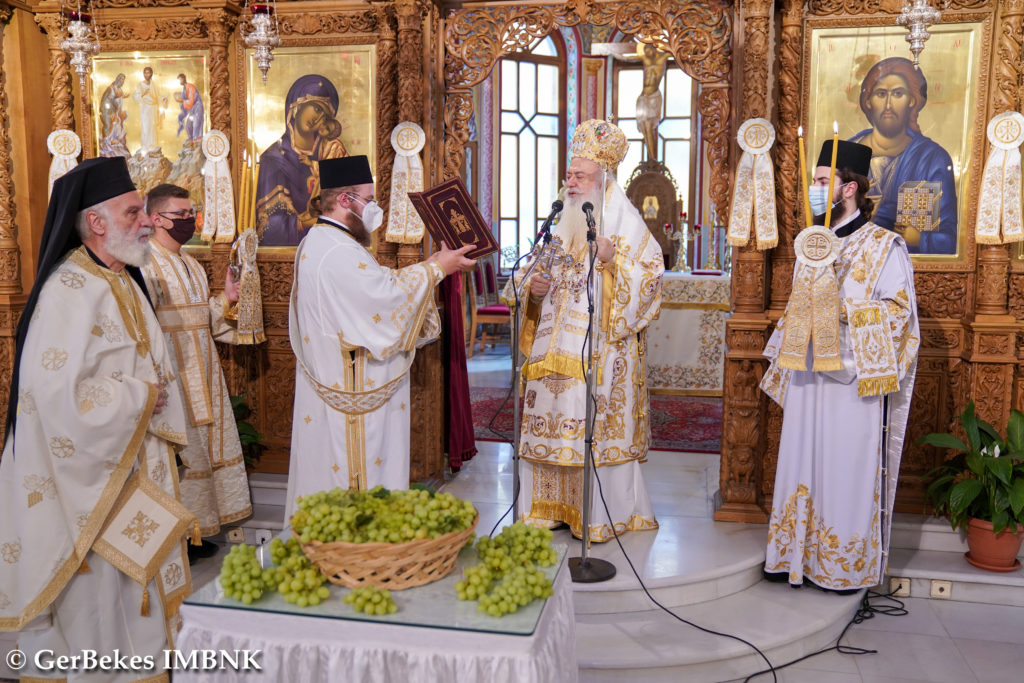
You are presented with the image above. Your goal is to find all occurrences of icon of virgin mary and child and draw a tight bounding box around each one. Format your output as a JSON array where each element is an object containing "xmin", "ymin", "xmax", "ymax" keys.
[{"xmin": 256, "ymin": 74, "xmax": 348, "ymax": 247}]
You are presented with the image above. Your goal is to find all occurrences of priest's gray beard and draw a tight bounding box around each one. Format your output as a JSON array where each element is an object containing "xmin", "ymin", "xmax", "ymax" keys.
[
  {"xmin": 556, "ymin": 185, "xmax": 602, "ymax": 257},
  {"xmin": 105, "ymin": 221, "xmax": 153, "ymax": 267}
]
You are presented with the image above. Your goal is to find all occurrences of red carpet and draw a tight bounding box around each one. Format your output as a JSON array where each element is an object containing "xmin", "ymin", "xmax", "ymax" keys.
[{"xmin": 470, "ymin": 385, "xmax": 722, "ymax": 454}]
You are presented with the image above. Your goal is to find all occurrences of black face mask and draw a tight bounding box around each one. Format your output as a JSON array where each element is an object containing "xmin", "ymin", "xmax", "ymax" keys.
[{"xmin": 167, "ymin": 217, "xmax": 196, "ymax": 245}]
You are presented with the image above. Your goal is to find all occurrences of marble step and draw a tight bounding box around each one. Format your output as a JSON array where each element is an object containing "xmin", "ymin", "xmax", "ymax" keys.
[
  {"xmin": 889, "ymin": 512, "xmax": 971, "ymax": 553},
  {"xmin": 565, "ymin": 518, "xmax": 767, "ymax": 614},
  {"xmin": 886, "ymin": 547, "xmax": 1024, "ymax": 607},
  {"xmin": 247, "ymin": 472, "xmax": 288, "ymax": 508},
  {"xmin": 576, "ymin": 580, "xmax": 862, "ymax": 682}
]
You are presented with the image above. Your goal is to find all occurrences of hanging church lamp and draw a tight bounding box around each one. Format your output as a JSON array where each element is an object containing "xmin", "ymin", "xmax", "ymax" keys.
[
  {"xmin": 60, "ymin": 1, "xmax": 101, "ymax": 87},
  {"xmin": 897, "ymin": 0, "xmax": 942, "ymax": 67},
  {"xmin": 245, "ymin": 2, "xmax": 282, "ymax": 85}
]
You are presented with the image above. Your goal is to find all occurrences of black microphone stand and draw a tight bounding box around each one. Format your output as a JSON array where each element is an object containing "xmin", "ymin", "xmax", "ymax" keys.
[
  {"xmin": 569, "ymin": 200, "xmax": 616, "ymax": 583},
  {"xmin": 509, "ymin": 201, "xmax": 562, "ymax": 522}
]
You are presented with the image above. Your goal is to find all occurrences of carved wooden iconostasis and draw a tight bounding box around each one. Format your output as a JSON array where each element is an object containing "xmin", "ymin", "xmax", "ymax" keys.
[
  {"xmin": 0, "ymin": 0, "xmax": 449, "ymax": 480},
  {"xmin": 3, "ymin": 0, "xmax": 1023, "ymax": 516}
]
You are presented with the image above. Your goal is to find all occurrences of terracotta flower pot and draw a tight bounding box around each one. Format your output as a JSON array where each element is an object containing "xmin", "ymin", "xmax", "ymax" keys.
[{"xmin": 964, "ymin": 518, "xmax": 1023, "ymax": 572}]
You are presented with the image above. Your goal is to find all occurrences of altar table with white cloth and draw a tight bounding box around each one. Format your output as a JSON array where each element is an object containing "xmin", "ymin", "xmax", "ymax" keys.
[
  {"xmin": 646, "ymin": 272, "xmax": 730, "ymax": 395},
  {"xmin": 175, "ymin": 559, "xmax": 576, "ymax": 683}
]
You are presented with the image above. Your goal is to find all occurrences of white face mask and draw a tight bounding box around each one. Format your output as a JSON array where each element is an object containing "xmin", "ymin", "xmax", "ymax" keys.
[{"xmin": 349, "ymin": 195, "xmax": 384, "ymax": 232}]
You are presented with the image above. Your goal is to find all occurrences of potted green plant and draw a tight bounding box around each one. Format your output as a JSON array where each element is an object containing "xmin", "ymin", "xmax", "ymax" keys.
[
  {"xmin": 231, "ymin": 394, "xmax": 266, "ymax": 471},
  {"xmin": 918, "ymin": 400, "xmax": 1024, "ymax": 571}
]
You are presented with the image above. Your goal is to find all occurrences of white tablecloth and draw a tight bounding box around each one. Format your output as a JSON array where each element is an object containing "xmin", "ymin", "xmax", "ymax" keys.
[
  {"xmin": 175, "ymin": 565, "xmax": 577, "ymax": 683},
  {"xmin": 647, "ymin": 272, "xmax": 730, "ymax": 395}
]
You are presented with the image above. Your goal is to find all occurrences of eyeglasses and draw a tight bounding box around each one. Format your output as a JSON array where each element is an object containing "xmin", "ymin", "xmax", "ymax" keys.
[
  {"xmin": 346, "ymin": 194, "xmax": 375, "ymax": 205},
  {"xmin": 159, "ymin": 209, "xmax": 196, "ymax": 219}
]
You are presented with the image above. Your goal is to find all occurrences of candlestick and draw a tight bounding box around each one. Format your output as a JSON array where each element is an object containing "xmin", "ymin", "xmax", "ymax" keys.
[
  {"xmin": 824, "ymin": 121, "xmax": 839, "ymax": 228},
  {"xmin": 798, "ymin": 125, "xmax": 813, "ymax": 227}
]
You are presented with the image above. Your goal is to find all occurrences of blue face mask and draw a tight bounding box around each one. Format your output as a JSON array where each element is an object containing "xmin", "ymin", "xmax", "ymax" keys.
[{"xmin": 808, "ymin": 183, "xmax": 849, "ymax": 218}]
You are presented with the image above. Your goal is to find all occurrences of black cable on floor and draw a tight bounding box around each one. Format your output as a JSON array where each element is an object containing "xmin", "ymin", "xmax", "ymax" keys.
[
  {"xmin": 741, "ymin": 589, "xmax": 907, "ymax": 682},
  {"xmin": 588, "ymin": 439, "xmax": 780, "ymax": 683}
]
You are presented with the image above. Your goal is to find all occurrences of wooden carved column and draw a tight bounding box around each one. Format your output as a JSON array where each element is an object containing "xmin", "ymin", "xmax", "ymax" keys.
[
  {"xmin": 393, "ymin": 0, "xmax": 423, "ymax": 270},
  {"xmin": 716, "ymin": 0, "xmax": 772, "ymax": 523},
  {"xmin": 0, "ymin": 4, "xmax": 22, "ymax": 429},
  {"xmin": 760, "ymin": 0, "xmax": 803, "ymax": 510},
  {"xmin": 34, "ymin": 12, "xmax": 75, "ymax": 132},
  {"xmin": 375, "ymin": 3, "xmax": 399, "ymax": 268},
  {"xmin": 962, "ymin": 0, "xmax": 1024, "ymax": 430},
  {"xmin": 395, "ymin": 0, "xmax": 442, "ymax": 481}
]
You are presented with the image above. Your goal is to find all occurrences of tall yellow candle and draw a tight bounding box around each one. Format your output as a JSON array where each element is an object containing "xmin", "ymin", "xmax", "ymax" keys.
[
  {"xmin": 237, "ymin": 151, "xmax": 249, "ymax": 232},
  {"xmin": 824, "ymin": 121, "xmax": 839, "ymax": 228},
  {"xmin": 251, "ymin": 152, "xmax": 261, "ymax": 233},
  {"xmin": 797, "ymin": 125, "xmax": 812, "ymax": 227}
]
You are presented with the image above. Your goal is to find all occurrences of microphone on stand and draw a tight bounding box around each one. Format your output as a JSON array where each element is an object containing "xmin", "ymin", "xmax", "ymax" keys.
[
  {"xmin": 537, "ymin": 200, "xmax": 563, "ymax": 243},
  {"xmin": 582, "ymin": 201, "xmax": 597, "ymax": 239}
]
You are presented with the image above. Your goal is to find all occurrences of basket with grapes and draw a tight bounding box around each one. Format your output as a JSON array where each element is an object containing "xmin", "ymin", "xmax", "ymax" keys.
[{"xmin": 290, "ymin": 486, "xmax": 478, "ymax": 590}]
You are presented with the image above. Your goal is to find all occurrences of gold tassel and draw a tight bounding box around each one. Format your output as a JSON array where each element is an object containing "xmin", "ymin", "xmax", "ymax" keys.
[
  {"xmin": 78, "ymin": 557, "xmax": 90, "ymax": 573},
  {"xmin": 140, "ymin": 586, "xmax": 150, "ymax": 617},
  {"xmin": 191, "ymin": 520, "xmax": 202, "ymax": 546},
  {"xmin": 858, "ymin": 374, "xmax": 900, "ymax": 397},
  {"xmin": 852, "ymin": 307, "xmax": 883, "ymax": 328}
]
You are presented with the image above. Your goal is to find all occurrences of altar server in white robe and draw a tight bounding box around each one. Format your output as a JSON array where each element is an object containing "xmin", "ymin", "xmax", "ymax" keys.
[
  {"xmin": 506, "ymin": 119, "xmax": 663, "ymax": 542},
  {"xmin": 286, "ymin": 156, "xmax": 476, "ymax": 523},
  {"xmin": 142, "ymin": 184, "xmax": 253, "ymax": 560},
  {"xmin": 0, "ymin": 157, "xmax": 193, "ymax": 680},
  {"xmin": 761, "ymin": 140, "xmax": 920, "ymax": 592}
]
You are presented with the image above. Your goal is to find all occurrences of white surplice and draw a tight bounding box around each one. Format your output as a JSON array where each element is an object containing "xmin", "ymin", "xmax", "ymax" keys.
[
  {"xmin": 506, "ymin": 183, "xmax": 663, "ymax": 542},
  {"xmin": 142, "ymin": 242, "xmax": 253, "ymax": 537},
  {"xmin": 0, "ymin": 247, "xmax": 193, "ymax": 681},
  {"xmin": 284, "ymin": 219, "xmax": 445, "ymax": 525},
  {"xmin": 761, "ymin": 214, "xmax": 920, "ymax": 590}
]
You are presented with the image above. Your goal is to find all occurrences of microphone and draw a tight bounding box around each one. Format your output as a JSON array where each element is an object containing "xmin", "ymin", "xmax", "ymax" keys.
[
  {"xmin": 582, "ymin": 201, "xmax": 596, "ymax": 230},
  {"xmin": 537, "ymin": 200, "xmax": 563, "ymax": 242}
]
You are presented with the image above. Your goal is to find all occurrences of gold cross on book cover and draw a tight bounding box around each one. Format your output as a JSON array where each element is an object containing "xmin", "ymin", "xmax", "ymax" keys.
[{"xmin": 408, "ymin": 178, "xmax": 499, "ymax": 260}]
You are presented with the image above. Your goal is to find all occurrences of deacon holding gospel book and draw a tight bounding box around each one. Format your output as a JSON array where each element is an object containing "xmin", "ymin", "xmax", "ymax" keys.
[{"xmin": 285, "ymin": 156, "xmax": 475, "ymax": 523}]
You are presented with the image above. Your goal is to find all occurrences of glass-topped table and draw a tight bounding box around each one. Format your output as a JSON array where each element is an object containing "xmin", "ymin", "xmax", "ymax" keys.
[{"xmin": 176, "ymin": 540, "xmax": 577, "ymax": 682}]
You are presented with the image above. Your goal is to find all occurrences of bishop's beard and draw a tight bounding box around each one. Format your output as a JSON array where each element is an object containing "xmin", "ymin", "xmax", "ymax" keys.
[{"xmin": 555, "ymin": 187, "xmax": 602, "ymax": 256}]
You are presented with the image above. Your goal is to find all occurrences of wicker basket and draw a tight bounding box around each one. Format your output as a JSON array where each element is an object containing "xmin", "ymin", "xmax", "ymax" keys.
[{"xmin": 299, "ymin": 515, "xmax": 478, "ymax": 590}]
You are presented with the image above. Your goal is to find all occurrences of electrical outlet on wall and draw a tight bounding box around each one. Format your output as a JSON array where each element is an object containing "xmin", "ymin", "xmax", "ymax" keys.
[
  {"xmin": 930, "ymin": 579, "xmax": 952, "ymax": 599},
  {"xmin": 889, "ymin": 576, "xmax": 911, "ymax": 598}
]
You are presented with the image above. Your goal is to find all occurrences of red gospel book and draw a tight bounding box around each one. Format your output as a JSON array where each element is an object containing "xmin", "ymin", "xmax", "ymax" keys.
[{"xmin": 407, "ymin": 178, "xmax": 499, "ymax": 260}]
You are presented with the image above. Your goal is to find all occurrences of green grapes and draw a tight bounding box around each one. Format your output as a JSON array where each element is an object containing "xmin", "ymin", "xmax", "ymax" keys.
[
  {"xmin": 264, "ymin": 536, "xmax": 330, "ymax": 607},
  {"xmin": 218, "ymin": 543, "xmax": 272, "ymax": 605},
  {"xmin": 455, "ymin": 522, "xmax": 556, "ymax": 617},
  {"xmin": 290, "ymin": 486, "xmax": 477, "ymax": 545},
  {"xmin": 343, "ymin": 585, "xmax": 399, "ymax": 615}
]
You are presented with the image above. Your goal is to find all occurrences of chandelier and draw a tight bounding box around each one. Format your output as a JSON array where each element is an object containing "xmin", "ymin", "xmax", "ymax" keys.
[
  {"xmin": 60, "ymin": 2, "xmax": 101, "ymax": 87},
  {"xmin": 897, "ymin": 0, "xmax": 942, "ymax": 67},
  {"xmin": 245, "ymin": 2, "xmax": 281, "ymax": 85}
]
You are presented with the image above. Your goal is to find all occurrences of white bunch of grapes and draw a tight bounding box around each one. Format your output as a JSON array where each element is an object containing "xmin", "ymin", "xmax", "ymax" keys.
[
  {"xmin": 290, "ymin": 486, "xmax": 476, "ymax": 545},
  {"xmin": 218, "ymin": 544, "xmax": 271, "ymax": 605},
  {"xmin": 455, "ymin": 522, "xmax": 557, "ymax": 617},
  {"xmin": 343, "ymin": 585, "xmax": 398, "ymax": 615}
]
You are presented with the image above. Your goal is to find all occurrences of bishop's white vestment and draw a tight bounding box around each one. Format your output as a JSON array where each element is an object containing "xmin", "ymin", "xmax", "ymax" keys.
[
  {"xmin": 761, "ymin": 214, "xmax": 919, "ymax": 590},
  {"xmin": 142, "ymin": 242, "xmax": 253, "ymax": 537},
  {"xmin": 507, "ymin": 183, "xmax": 663, "ymax": 542},
  {"xmin": 0, "ymin": 247, "xmax": 193, "ymax": 681},
  {"xmin": 285, "ymin": 219, "xmax": 445, "ymax": 524}
]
